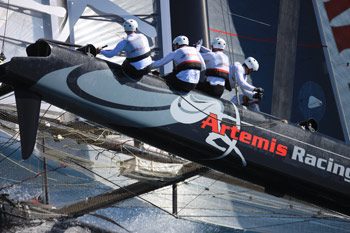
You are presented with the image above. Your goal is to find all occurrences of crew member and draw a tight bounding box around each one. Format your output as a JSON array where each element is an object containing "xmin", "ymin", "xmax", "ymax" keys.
[
  {"xmin": 196, "ymin": 37, "xmax": 230, "ymax": 98},
  {"xmin": 151, "ymin": 35, "xmax": 206, "ymax": 93},
  {"xmin": 230, "ymin": 57, "xmax": 263, "ymax": 111},
  {"xmin": 97, "ymin": 19, "xmax": 152, "ymax": 79}
]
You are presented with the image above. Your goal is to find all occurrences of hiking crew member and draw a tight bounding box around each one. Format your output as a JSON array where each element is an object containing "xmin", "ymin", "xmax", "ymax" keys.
[
  {"xmin": 151, "ymin": 35, "xmax": 206, "ymax": 93},
  {"xmin": 230, "ymin": 57, "xmax": 264, "ymax": 111},
  {"xmin": 97, "ymin": 19, "xmax": 152, "ymax": 79},
  {"xmin": 196, "ymin": 37, "xmax": 230, "ymax": 98}
]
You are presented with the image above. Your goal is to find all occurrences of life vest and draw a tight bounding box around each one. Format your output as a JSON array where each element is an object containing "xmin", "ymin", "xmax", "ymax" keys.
[
  {"xmin": 124, "ymin": 34, "xmax": 151, "ymax": 62},
  {"xmin": 174, "ymin": 47, "xmax": 202, "ymax": 73},
  {"xmin": 205, "ymin": 68, "xmax": 229, "ymax": 79},
  {"xmin": 204, "ymin": 52, "xmax": 229, "ymax": 79}
]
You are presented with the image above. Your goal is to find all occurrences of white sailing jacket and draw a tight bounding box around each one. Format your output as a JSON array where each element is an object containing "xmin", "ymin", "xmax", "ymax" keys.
[
  {"xmin": 152, "ymin": 46, "xmax": 206, "ymax": 84},
  {"xmin": 230, "ymin": 62, "xmax": 256, "ymax": 99},
  {"xmin": 200, "ymin": 46, "xmax": 230, "ymax": 86},
  {"xmin": 100, "ymin": 33, "xmax": 152, "ymax": 70}
]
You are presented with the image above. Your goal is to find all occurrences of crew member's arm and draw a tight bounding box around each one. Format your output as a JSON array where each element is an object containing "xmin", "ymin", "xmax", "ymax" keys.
[
  {"xmin": 234, "ymin": 64, "xmax": 255, "ymax": 91},
  {"xmin": 151, "ymin": 51, "xmax": 176, "ymax": 68},
  {"xmin": 200, "ymin": 51, "xmax": 211, "ymax": 62},
  {"xmin": 100, "ymin": 40, "xmax": 126, "ymax": 58},
  {"xmin": 197, "ymin": 50, "xmax": 206, "ymax": 71},
  {"xmin": 200, "ymin": 45, "xmax": 211, "ymax": 53}
]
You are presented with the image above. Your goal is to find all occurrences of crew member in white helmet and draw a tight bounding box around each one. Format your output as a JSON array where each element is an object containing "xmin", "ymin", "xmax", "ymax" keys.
[
  {"xmin": 151, "ymin": 35, "xmax": 206, "ymax": 93},
  {"xmin": 196, "ymin": 37, "xmax": 230, "ymax": 98},
  {"xmin": 230, "ymin": 57, "xmax": 264, "ymax": 111},
  {"xmin": 97, "ymin": 19, "xmax": 152, "ymax": 79}
]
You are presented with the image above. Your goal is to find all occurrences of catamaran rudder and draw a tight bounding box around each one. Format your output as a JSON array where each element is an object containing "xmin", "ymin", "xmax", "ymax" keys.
[{"xmin": 0, "ymin": 39, "xmax": 349, "ymax": 215}]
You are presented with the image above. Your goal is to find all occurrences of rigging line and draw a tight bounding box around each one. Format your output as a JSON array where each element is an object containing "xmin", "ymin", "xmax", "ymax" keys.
[
  {"xmin": 177, "ymin": 171, "xmax": 223, "ymax": 215},
  {"xmin": 0, "ymin": 131, "xmax": 17, "ymax": 140},
  {"xmin": 0, "ymin": 130, "xmax": 18, "ymax": 152},
  {"xmin": 38, "ymin": 104, "xmax": 52, "ymax": 127},
  {"xmin": 229, "ymin": 12, "xmax": 271, "ymax": 26},
  {"xmin": 0, "ymin": 164, "xmax": 65, "ymax": 191},
  {"xmin": 176, "ymin": 177, "xmax": 316, "ymax": 215},
  {"xmin": 174, "ymin": 214, "xmax": 239, "ymax": 231},
  {"xmin": 0, "ymin": 35, "xmax": 31, "ymax": 46},
  {"xmin": 0, "ymin": 139, "xmax": 17, "ymax": 146},
  {"xmin": 184, "ymin": 181, "xmax": 252, "ymax": 197},
  {"xmin": 24, "ymin": 147, "xmax": 94, "ymax": 183},
  {"xmin": 0, "ymin": 136, "xmax": 20, "ymax": 164},
  {"xmin": 38, "ymin": 183, "xmax": 111, "ymax": 190},
  {"xmin": 0, "ymin": 151, "xmax": 40, "ymax": 178},
  {"xmin": 176, "ymin": 213, "xmax": 349, "ymax": 231},
  {"xmin": 0, "ymin": 151, "xmax": 60, "ymax": 182},
  {"xmin": 0, "ymin": 122, "xmax": 17, "ymax": 133},
  {"xmin": 0, "ymin": 140, "xmax": 18, "ymax": 160},
  {"xmin": 113, "ymin": 202, "xmax": 276, "ymax": 215},
  {"xmin": 246, "ymin": 218, "xmax": 322, "ymax": 231},
  {"xmin": 70, "ymin": 161, "xmax": 178, "ymax": 219},
  {"xmin": 182, "ymin": 197, "xmax": 280, "ymax": 216},
  {"xmin": 209, "ymin": 28, "xmax": 328, "ymax": 48},
  {"xmin": 177, "ymin": 214, "xmax": 339, "ymax": 219},
  {"xmin": 53, "ymin": 110, "xmax": 68, "ymax": 122},
  {"xmin": 61, "ymin": 124, "xmax": 108, "ymax": 142}
]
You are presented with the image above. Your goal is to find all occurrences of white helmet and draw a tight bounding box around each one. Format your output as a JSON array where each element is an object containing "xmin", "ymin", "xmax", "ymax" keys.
[
  {"xmin": 212, "ymin": 37, "xmax": 226, "ymax": 49},
  {"xmin": 173, "ymin": 35, "xmax": 189, "ymax": 46},
  {"xmin": 244, "ymin": 57, "xmax": 259, "ymax": 71},
  {"xmin": 123, "ymin": 19, "xmax": 138, "ymax": 32}
]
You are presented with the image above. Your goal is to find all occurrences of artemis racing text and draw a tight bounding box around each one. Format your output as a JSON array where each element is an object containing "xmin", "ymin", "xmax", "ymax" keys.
[
  {"xmin": 292, "ymin": 146, "xmax": 350, "ymax": 183},
  {"xmin": 201, "ymin": 113, "xmax": 288, "ymax": 156},
  {"xmin": 201, "ymin": 113, "xmax": 350, "ymax": 184}
]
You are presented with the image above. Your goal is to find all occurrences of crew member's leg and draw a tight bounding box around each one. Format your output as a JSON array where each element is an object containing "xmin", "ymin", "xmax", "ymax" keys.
[
  {"xmin": 195, "ymin": 81, "xmax": 210, "ymax": 93},
  {"xmin": 166, "ymin": 74, "xmax": 196, "ymax": 93},
  {"xmin": 207, "ymin": 84, "xmax": 224, "ymax": 98},
  {"xmin": 197, "ymin": 81, "xmax": 225, "ymax": 98},
  {"xmin": 122, "ymin": 60, "xmax": 150, "ymax": 79}
]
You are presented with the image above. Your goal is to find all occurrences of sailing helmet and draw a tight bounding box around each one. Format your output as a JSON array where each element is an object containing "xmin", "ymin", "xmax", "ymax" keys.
[
  {"xmin": 173, "ymin": 35, "xmax": 189, "ymax": 46},
  {"xmin": 123, "ymin": 19, "xmax": 138, "ymax": 32},
  {"xmin": 212, "ymin": 37, "xmax": 226, "ymax": 49},
  {"xmin": 244, "ymin": 57, "xmax": 259, "ymax": 72}
]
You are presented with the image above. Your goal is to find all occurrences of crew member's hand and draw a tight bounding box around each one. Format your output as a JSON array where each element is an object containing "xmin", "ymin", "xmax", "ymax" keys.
[
  {"xmin": 194, "ymin": 39, "xmax": 203, "ymax": 48},
  {"xmin": 254, "ymin": 87, "xmax": 264, "ymax": 94},
  {"xmin": 253, "ymin": 92, "xmax": 263, "ymax": 100},
  {"xmin": 96, "ymin": 47, "xmax": 102, "ymax": 54}
]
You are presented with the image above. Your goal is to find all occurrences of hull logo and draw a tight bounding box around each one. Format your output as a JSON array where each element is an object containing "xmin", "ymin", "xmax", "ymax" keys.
[{"xmin": 170, "ymin": 95, "xmax": 247, "ymax": 166}]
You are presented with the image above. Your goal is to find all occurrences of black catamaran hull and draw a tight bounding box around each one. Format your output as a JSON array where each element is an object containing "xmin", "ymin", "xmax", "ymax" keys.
[{"xmin": 1, "ymin": 40, "xmax": 349, "ymax": 215}]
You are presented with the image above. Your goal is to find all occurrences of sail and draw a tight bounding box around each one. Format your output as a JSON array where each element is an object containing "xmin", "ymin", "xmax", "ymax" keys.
[
  {"xmin": 312, "ymin": 0, "xmax": 350, "ymax": 142},
  {"xmin": 205, "ymin": 0, "xmax": 348, "ymax": 141}
]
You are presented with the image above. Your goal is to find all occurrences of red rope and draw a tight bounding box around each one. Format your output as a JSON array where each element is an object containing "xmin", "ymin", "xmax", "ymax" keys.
[
  {"xmin": 209, "ymin": 28, "xmax": 328, "ymax": 48},
  {"xmin": 0, "ymin": 164, "xmax": 65, "ymax": 191}
]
